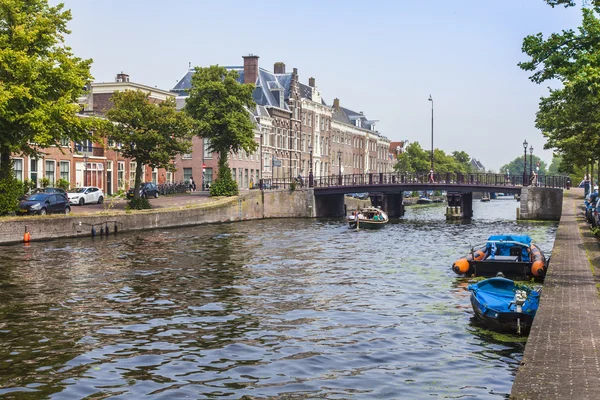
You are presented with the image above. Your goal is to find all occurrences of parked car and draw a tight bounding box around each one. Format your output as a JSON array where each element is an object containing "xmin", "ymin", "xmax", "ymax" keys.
[
  {"xmin": 67, "ymin": 186, "xmax": 104, "ymax": 205},
  {"xmin": 592, "ymin": 198, "xmax": 600, "ymax": 228},
  {"xmin": 19, "ymin": 187, "xmax": 67, "ymax": 200},
  {"xmin": 127, "ymin": 182, "xmax": 159, "ymax": 199},
  {"xmin": 18, "ymin": 193, "xmax": 71, "ymax": 215}
]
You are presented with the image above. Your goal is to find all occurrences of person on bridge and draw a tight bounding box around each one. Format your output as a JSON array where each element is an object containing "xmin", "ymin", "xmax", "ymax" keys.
[{"xmin": 429, "ymin": 169, "xmax": 435, "ymax": 183}]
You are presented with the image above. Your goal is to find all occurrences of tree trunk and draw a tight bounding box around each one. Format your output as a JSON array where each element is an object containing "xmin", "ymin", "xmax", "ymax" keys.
[
  {"xmin": 134, "ymin": 161, "xmax": 144, "ymax": 199},
  {"xmin": 0, "ymin": 147, "xmax": 11, "ymax": 181}
]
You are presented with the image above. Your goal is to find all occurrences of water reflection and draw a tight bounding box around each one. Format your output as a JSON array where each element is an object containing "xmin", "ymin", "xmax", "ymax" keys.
[{"xmin": 0, "ymin": 198, "xmax": 556, "ymax": 398}]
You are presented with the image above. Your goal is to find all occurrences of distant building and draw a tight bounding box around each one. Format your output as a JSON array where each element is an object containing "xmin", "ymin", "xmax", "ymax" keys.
[{"xmin": 470, "ymin": 158, "xmax": 485, "ymax": 172}]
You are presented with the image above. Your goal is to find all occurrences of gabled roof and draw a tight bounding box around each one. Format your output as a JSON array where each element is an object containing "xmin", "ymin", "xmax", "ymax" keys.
[{"xmin": 172, "ymin": 66, "xmax": 293, "ymax": 112}]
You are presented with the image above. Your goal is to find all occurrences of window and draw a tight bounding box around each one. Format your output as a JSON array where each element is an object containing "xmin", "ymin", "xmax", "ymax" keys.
[
  {"xmin": 203, "ymin": 139, "xmax": 212, "ymax": 159},
  {"xmin": 45, "ymin": 160, "xmax": 56, "ymax": 185},
  {"xmin": 60, "ymin": 161, "xmax": 70, "ymax": 182},
  {"xmin": 129, "ymin": 162, "xmax": 136, "ymax": 188},
  {"xmin": 205, "ymin": 167, "xmax": 213, "ymax": 188},
  {"xmin": 12, "ymin": 159, "xmax": 23, "ymax": 181},
  {"xmin": 60, "ymin": 137, "xmax": 70, "ymax": 147},
  {"xmin": 75, "ymin": 140, "xmax": 93, "ymax": 153},
  {"xmin": 117, "ymin": 161, "xmax": 125, "ymax": 189},
  {"xmin": 152, "ymin": 168, "xmax": 158, "ymax": 184},
  {"xmin": 183, "ymin": 168, "xmax": 192, "ymax": 183},
  {"xmin": 182, "ymin": 152, "xmax": 192, "ymax": 159}
]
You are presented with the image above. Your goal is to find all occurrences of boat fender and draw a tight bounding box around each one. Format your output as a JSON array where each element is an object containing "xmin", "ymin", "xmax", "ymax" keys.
[
  {"xmin": 452, "ymin": 258, "xmax": 470, "ymax": 274},
  {"xmin": 530, "ymin": 245, "xmax": 547, "ymax": 277},
  {"xmin": 452, "ymin": 249, "xmax": 486, "ymax": 274}
]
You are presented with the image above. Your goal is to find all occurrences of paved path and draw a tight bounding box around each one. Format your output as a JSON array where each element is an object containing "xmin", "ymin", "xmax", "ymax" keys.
[{"xmin": 511, "ymin": 188, "xmax": 600, "ymax": 399}]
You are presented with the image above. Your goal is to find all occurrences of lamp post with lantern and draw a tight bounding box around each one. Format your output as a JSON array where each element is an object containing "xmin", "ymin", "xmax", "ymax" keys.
[
  {"xmin": 83, "ymin": 154, "xmax": 89, "ymax": 187},
  {"xmin": 338, "ymin": 149, "xmax": 342, "ymax": 185},
  {"xmin": 309, "ymin": 144, "xmax": 313, "ymax": 188},
  {"xmin": 529, "ymin": 145, "xmax": 534, "ymax": 177},
  {"xmin": 522, "ymin": 139, "xmax": 528, "ymax": 186}
]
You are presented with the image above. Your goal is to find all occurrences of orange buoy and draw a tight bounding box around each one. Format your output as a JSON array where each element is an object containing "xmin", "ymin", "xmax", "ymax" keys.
[
  {"xmin": 472, "ymin": 249, "xmax": 487, "ymax": 261},
  {"xmin": 452, "ymin": 258, "xmax": 470, "ymax": 274},
  {"xmin": 24, "ymin": 227, "xmax": 31, "ymax": 243},
  {"xmin": 530, "ymin": 245, "xmax": 547, "ymax": 277}
]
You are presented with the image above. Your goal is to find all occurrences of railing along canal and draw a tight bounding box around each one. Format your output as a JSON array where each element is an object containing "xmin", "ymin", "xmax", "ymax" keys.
[{"xmin": 259, "ymin": 172, "xmax": 570, "ymax": 191}]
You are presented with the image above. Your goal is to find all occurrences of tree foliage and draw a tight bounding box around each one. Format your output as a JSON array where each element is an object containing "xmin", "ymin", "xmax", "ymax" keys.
[
  {"xmin": 520, "ymin": 5, "xmax": 600, "ymax": 183},
  {"xmin": 499, "ymin": 155, "xmax": 547, "ymax": 178},
  {"xmin": 0, "ymin": 0, "xmax": 96, "ymax": 180},
  {"xmin": 104, "ymin": 90, "xmax": 195, "ymax": 199},
  {"xmin": 184, "ymin": 65, "xmax": 257, "ymax": 196},
  {"xmin": 392, "ymin": 141, "xmax": 474, "ymax": 174}
]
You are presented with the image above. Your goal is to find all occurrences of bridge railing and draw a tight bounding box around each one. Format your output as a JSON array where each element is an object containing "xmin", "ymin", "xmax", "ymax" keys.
[{"xmin": 258, "ymin": 172, "xmax": 569, "ymax": 190}]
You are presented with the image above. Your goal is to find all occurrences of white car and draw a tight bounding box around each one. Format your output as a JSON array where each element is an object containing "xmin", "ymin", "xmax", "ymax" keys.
[{"xmin": 67, "ymin": 186, "xmax": 104, "ymax": 205}]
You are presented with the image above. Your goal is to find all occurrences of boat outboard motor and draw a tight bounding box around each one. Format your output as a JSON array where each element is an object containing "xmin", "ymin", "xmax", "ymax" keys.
[{"xmin": 514, "ymin": 290, "xmax": 527, "ymax": 313}]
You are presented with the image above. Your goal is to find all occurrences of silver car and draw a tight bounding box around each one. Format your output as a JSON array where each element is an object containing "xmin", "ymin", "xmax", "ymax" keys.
[{"xmin": 67, "ymin": 186, "xmax": 104, "ymax": 206}]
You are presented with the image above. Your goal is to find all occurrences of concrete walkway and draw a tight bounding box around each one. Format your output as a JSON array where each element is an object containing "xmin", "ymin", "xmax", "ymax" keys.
[{"xmin": 511, "ymin": 188, "xmax": 600, "ymax": 399}]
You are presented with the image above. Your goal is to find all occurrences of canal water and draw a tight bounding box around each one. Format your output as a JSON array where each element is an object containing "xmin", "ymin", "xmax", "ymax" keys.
[{"xmin": 0, "ymin": 196, "xmax": 557, "ymax": 399}]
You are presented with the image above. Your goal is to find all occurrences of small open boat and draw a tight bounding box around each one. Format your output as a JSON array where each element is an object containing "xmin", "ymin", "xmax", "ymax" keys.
[
  {"xmin": 468, "ymin": 277, "xmax": 541, "ymax": 335},
  {"xmin": 452, "ymin": 234, "xmax": 547, "ymax": 278},
  {"xmin": 480, "ymin": 194, "xmax": 490, "ymax": 202},
  {"xmin": 416, "ymin": 196, "xmax": 432, "ymax": 204},
  {"xmin": 348, "ymin": 207, "xmax": 389, "ymax": 229}
]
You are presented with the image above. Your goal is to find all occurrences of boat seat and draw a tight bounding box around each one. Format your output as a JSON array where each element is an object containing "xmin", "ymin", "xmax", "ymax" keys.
[{"xmin": 509, "ymin": 246, "xmax": 522, "ymax": 261}]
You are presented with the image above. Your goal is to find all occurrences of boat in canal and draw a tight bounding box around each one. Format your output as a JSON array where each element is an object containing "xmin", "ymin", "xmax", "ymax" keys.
[
  {"xmin": 481, "ymin": 194, "xmax": 490, "ymax": 202},
  {"xmin": 348, "ymin": 207, "xmax": 389, "ymax": 229},
  {"xmin": 452, "ymin": 234, "xmax": 547, "ymax": 278},
  {"xmin": 468, "ymin": 276, "xmax": 541, "ymax": 335},
  {"xmin": 416, "ymin": 196, "xmax": 432, "ymax": 204}
]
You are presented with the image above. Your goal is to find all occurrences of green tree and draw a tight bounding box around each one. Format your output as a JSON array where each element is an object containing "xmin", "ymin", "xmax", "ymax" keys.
[
  {"xmin": 0, "ymin": 0, "xmax": 95, "ymax": 180},
  {"xmin": 500, "ymin": 156, "xmax": 548, "ymax": 178},
  {"xmin": 184, "ymin": 65, "xmax": 257, "ymax": 197},
  {"xmin": 520, "ymin": 5, "xmax": 600, "ymax": 183},
  {"xmin": 104, "ymin": 90, "xmax": 195, "ymax": 200}
]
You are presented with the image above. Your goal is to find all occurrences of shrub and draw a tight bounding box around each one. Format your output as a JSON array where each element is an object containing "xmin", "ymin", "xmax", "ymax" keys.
[
  {"xmin": 127, "ymin": 197, "xmax": 151, "ymax": 210},
  {"xmin": 56, "ymin": 179, "xmax": 70, "ymax": 191},
  {"xmin": 210, "ymin": 163, "xmax": 239, "ymax": 197},
  {"xmin": 40, "ymin": 177, "xmax": 50, "ymax": 188},
  {"xmin": 290, "ymin": 181, "xmax": 297, "ymax": 192},
  {"xmin": 22, "ymin": 179, "xmax": 36, "ymax": 193},
  {"xmin": 0, "ymin": 176, "xmax": 24, "ymax": 216}
]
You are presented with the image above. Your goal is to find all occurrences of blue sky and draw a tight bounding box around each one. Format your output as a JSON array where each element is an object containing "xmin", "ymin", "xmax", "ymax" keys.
[{"xmin": 51, "ymin": 0, "xmax": 583, "ymax": 171}]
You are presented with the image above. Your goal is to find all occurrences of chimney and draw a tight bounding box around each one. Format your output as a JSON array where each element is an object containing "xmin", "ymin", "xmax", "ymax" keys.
[
  {"xmin": 333, "ymin": 98, "xmax": 340, "ymax": 110},
  {"xmin": 274, "ymin": 62, "xmax": 286, "ymax": 74},
  {"xmin": 243, "ymin": 54, "xmax": 259, "ymax": 84},
  {"xmin": 116, "ymin": 72, "xmax": 129, "ymax": 83},
  {"xmin": 308, "ymin": 77, "xmax": 315, "ymax": 87}
]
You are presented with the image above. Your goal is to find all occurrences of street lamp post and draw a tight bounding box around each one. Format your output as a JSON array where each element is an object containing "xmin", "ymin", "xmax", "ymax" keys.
[
  {"xmin": 83, "ymin": 154, "xmax": 89, "ymax": 187},
  {"xmin": 338, "ymin": 149, "xmax": 342, "ymax": 185},
  {"xmin": 308, "ymin": 144, "xmax": 314, "ymax": 188},
  {"xmin": 428, "ymin": 95, "xmax": 434, "ymax": 172},
  {"xmin": 522, "ymin": 140, "xmax": 528, "ymax": 186},
  {"xmin": 529, "ymin": 145, "xmax": 533, "ymax": 177}
]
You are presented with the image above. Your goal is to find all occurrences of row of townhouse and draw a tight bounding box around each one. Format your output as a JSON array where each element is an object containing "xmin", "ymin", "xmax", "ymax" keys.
[{"xmin": 9, "ymin": 55, "xmax": 400, "ymax": 193}]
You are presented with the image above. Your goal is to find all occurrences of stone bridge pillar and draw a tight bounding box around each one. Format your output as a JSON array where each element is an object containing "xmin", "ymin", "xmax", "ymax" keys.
[
  {"xmin": 314, "ymin": 193, "xmax": 345, "ymax": 218},
  {"xmin": 446, "ymin": 191, "xmax": 473, "ymax": 220},
  {"xmin": 383, "ymin": 193, "xmax": 405, "ymax": 218},
  {"xmin": 518, "ymin": 187, "xmax": 562, "ymax": 220}
]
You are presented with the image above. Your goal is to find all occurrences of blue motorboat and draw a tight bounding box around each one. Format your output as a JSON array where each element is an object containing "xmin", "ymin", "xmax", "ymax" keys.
[
  {"xmin": 468, "ymin": 277, "xmax": 541, "ymax": 335},
  {"xmin": 452, "ymin": 234, "xmax": 547, "ymax": 279}
]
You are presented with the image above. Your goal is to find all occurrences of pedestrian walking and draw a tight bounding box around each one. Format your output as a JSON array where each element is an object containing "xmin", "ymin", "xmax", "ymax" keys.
[
  {"xmin": 189, "ymin": 176, "xmax": 195, "ymax": 192},
  {"xmin": 429, "ymin": 169, "xmax": 435, "ymax": 183}
]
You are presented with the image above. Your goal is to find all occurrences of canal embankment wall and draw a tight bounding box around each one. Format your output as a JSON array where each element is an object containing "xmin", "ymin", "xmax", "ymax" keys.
[
  {"xmin": 0, "ymin": 189, "xmax": 372, "ymax": 245},
  {"xmin": 511, "ymin": 188, "xmax": 600, "ymax": 399}
]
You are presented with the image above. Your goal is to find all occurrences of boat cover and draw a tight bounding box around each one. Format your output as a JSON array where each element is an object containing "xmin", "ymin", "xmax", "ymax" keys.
[
  {"xmin": 486, "ymin": 235, "xmax": 533, "ymax": 261},
  {"xmin": 468, "ymin": 277, "xmax": 540, "ymax": 316}
]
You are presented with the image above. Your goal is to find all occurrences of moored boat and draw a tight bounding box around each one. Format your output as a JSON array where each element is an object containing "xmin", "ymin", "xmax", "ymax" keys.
[
  {"xmin": 468, "ymin": 277, "xmax": 541, "ymax": 335},
  {"xmin": 452, "ymin": 234, "xmax": 547, "ymax": 278},
  {"xmin": 348, "ymin": 207, "xmax": 389, "ymax": 229},
  {"xmin": 480, "ymin": 194, "xmax": 490, "ymax": 202},
  {"xmin": 416, "ymin": 196, "xmax": 432, "ymax": 204}
]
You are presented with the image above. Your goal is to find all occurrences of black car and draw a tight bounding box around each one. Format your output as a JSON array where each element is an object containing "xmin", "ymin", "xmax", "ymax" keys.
[
  {"xmin": 19, "ymin": 187, "xmax": 68, "ymax": 201},
  {"xmin": 127, "ymin": 182, "xmax": 159, "ymax": 199},
  {"xmin": 18, "ymin": 193, "xmax": 71, "ymax": 215}
]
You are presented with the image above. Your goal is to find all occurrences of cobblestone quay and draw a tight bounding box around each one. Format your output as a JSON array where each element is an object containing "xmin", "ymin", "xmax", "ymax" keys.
[{"xmin": 511, "ymin": 188, "xmax": 600, "ymax": 399}]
